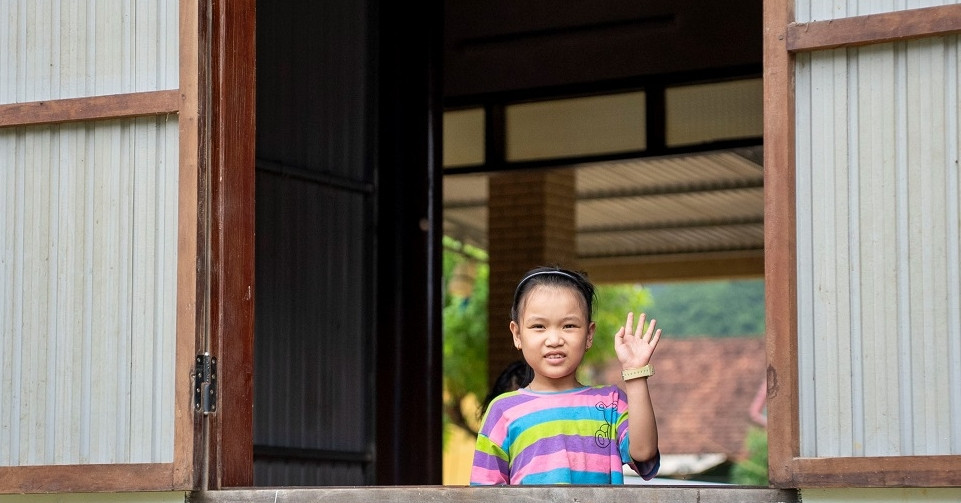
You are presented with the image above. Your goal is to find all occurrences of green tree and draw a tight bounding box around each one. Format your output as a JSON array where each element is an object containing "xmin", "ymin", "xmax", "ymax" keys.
[
  {"xmin": 730, "ymin": 427, "xmax": 769, "ymax": 485},
  {"xmin": 442, "ymin": 238, "xmax": 489, "ymax": 438},
  {"xmin": 645, "ymin": 279, "xmax": 765, "ymax": 337},
  {"xmin": 585, "ymin": 283, "xmax": 653, "ymax": 368}
]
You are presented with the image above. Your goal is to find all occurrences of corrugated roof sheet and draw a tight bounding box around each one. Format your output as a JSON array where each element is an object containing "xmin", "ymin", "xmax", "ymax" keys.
[{"xmin": 443, "ymin": 147, "xmax": 764, "ymax": 265}]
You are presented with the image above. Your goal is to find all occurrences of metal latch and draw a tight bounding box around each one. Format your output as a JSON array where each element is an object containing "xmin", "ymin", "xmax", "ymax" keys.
[{"xmin": 194, "ymin": 353, "xmax": 217, "ymax": 414}]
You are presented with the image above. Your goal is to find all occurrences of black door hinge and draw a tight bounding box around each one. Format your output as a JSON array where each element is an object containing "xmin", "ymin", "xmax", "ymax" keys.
[{"xmin": 194, "ymin": 353, "xmax": 217, "ymax": 414}]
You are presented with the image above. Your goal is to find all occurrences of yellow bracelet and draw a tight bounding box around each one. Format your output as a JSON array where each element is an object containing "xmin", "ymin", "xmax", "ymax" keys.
[{"xmin": 621, "ymin": 364, "xmax": 654, "ymax": 381}]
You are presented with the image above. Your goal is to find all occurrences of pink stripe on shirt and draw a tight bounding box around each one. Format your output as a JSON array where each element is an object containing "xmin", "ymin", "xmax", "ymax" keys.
[{"xmin": 511, "ymin": 451, "xmax": 615, "ymax": 482}]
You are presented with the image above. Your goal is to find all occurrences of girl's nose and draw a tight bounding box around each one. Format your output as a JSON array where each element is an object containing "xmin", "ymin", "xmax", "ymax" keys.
[{"xmin": 545, "ymin": 330, "xmax": 563, "ymax": 346}]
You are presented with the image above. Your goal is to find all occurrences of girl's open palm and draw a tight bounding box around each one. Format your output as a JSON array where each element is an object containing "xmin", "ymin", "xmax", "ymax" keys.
[{"xmin": 613, "ymin": 312, "xmax": 661, "ymax": 369}]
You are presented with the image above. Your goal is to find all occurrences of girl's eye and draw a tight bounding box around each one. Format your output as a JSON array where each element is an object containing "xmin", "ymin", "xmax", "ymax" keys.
[{"xmin": 564, "ymin": 324, "xmax": 578, "ymax": 329}]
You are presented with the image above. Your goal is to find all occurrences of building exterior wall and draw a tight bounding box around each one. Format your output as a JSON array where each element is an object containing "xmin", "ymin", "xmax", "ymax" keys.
[
  {"xmin": 789, "ymin": 0, "xmax": 961, "ymax": 501},
  {"xmin": 794, "ymin": 20, "xmax": 961, "ymax": 462}
]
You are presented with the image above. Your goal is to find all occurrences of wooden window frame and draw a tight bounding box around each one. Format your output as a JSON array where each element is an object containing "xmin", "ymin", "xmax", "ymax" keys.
[
  {"xmin": 764, "ymin": 0, "xmax": 961, "ymax": 488},
  {"xmin": 0, "ymin": 1, "xmax": 209, "ymax": 493}
]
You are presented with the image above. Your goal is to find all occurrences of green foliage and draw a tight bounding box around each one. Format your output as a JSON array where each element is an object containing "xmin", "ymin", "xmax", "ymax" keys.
[
  {"xmin": 442, "ymin": 238, "xmax": 489, "ymax": 406},
  {"xmin": 645, "ymin": 279, "xmax": 765, "ymax": 337},
  {"xmin": 585, "ymin": 283, "xmax": 653, "ymax": 367},
  {"xmin": 730, "ymin": 427, "xmax": 769, "ymax": 486}
]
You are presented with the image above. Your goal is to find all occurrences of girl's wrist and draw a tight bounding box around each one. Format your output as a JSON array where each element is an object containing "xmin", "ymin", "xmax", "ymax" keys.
[{"xmin": 621, "ymin": 364, "xmax": 654, "ymax": 381}]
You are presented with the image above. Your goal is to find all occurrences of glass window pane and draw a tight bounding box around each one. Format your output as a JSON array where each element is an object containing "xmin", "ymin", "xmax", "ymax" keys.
[
  {"xmin": 666, "ymin": 79, "xmax": 762, "ymax": 147},
  {"xmin": 443, "ymin": 108, "xmax": 485, "ymax": 168},
  {"xmin": 506, "ymin": 92, "xmax": 646, "ymax": 162}
]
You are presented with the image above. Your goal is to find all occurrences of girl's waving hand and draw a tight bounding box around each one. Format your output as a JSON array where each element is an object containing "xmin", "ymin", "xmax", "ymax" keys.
[{"xmin": 613, "ymin": 312, "xmax": 661, "ymax": 369}]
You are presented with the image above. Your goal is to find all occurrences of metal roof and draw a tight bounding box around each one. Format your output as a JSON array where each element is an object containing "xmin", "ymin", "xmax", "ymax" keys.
[{"xmin": 443, "ymin": 146, "xmax": 764, "ymax": 282}]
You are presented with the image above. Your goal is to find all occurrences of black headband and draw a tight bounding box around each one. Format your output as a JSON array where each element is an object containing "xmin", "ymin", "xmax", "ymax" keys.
[{"xmin": 513, "ymin": 270, "xmax": 581, "ymax": 302}]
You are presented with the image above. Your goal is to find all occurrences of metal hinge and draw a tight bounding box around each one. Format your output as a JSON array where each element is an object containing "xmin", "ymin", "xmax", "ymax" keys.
[{"xmin": 194, "ymin": 353, "xmax": 217, "ymax": 414}]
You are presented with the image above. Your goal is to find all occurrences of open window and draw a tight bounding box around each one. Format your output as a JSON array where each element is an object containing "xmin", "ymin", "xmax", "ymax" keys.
[
  {"xmin": 764, "ymin": 0, "xmax": 961, "ymax": 487},
  {"xmin": 0, "ymin": 0, "xmax": 255, "ymax": 492}
]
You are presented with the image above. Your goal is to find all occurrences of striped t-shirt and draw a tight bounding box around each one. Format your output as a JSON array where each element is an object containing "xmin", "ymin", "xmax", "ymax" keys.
[{"xmin": 470, "ymin": 385, "xmax": 660, "ymax": 485}]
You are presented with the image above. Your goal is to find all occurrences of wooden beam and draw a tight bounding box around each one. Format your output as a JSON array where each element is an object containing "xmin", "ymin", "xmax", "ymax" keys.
[
  {"xmin": 762, "ymin": 0, "xmax": 800, "ymax": 489},
  {"xmin": 206, "ymin": 0, "xmax": 257, "ymax": 489},
  {"xmin": 578, "ymin": 250, "xmax": 764, "ymax": 284},
  {"xmin": 787, "ymin": 4, "xmax": 961, "ymax": 52},
  {"xmin": 0, "ymin": 90, "xmax": 180, "ymax": 128},
  {"xmin": 789, "ymin": 455, "xmax": 961, "ymax": 487}
]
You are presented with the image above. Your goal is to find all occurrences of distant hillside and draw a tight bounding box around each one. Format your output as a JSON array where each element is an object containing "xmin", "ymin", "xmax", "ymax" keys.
[{"xmin": 644, "ymin": 279, "xmax": 765, "ymax": 337}]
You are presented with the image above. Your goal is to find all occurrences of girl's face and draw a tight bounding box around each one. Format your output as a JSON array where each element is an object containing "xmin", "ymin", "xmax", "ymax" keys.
[{"xmin": 510, "ymin": 285, "xmax": 595, "ymax": 392}]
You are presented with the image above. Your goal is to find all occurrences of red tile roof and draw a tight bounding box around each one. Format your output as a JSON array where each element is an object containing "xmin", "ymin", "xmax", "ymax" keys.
[{"xmin": 647, "ymin": 336, "xmax": 767, "ymax": 461}]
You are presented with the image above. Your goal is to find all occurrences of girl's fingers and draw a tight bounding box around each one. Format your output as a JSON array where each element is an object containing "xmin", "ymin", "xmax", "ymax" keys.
[
  {"xmin": 634, "ymin": 313, "xmax": 646, "ymax": 337},
  {"xmin": 650, "ymin": 329, "xmax": 662, "ymax": 348}
]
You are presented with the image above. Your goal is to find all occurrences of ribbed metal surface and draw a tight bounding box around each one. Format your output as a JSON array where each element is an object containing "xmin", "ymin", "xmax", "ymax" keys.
[
  {"xmin": 254, "ymin": 172, "xmax": 372, "ymax": 485},
  {"xmin": 256, "ymin": 0, "xmax": 371, "ymax": 181},
  {"xmin": 442, "ymin": 148, "xmax": 765, "ymax": 259},
  {"xmin": 798, "ymin": 0, "xmax": 961, "ymax": 23},
  {"xmin": 795, "ymin": 37, "xmax": 961, "ymax": 457},
  {"xmin": 253, "ymin": 0, "xmax": 374, "ymax": 485},
  {"xmin": 0, "ymin": 0, "xmax": 178, "ymax": 104},
  {"xmin": 0, "ymin": 116, "xmax": 180, "ymax": 466}
]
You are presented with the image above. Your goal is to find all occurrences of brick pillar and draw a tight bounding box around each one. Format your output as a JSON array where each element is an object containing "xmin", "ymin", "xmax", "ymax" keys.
[{"xmin": 487, "ymin": 168, "xmax": 576, "ymax": 387}]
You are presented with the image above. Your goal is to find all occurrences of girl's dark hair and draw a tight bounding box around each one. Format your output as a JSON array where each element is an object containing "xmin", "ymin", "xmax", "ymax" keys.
[
  {"xmin": 480, "ymin": 360, "xmax": 533, "ymax": 414},
  {"xmin": 510, "ymin": 265, "xmax": 596, "ymax": 322}
]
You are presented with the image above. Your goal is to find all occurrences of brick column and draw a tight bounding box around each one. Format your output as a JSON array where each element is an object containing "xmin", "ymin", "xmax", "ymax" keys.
[{"xmin": 487, "ymin": 168, "xmax": 576, "ymax": 387}]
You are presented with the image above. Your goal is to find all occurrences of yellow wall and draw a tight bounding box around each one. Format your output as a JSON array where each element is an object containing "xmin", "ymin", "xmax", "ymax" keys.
[
  {"xmin": 442, "ymin": 393, "xmax": 483, "ymax": 485},
  {"xmin": 803, "ymin": 488, "xmax": 961, "ymax": 502}
]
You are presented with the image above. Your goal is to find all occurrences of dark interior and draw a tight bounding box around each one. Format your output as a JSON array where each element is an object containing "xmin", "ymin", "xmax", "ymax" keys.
[{"xmin": 252, "ymin": 0, "xmax": 762, "ymax": 485}]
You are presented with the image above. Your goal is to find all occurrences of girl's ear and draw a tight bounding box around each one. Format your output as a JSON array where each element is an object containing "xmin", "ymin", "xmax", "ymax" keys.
[
  {"xmin": 586, "ymin": 321, "xmax": 596, "ymax": 349},
  {"xmin": 510, "ymin": 320, "xmax": 522, "ymax": 349}
]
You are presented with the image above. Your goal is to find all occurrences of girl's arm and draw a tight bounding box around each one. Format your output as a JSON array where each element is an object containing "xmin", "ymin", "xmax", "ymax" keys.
[{"xmin": 613, "ymin": 312, "xmax": 661, "ymax": 462}]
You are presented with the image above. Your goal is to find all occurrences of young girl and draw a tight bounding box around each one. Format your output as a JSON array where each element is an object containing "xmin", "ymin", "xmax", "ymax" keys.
[{"xmin": 470, "ymin": 266, "xmax": 661, "ymax": 485}]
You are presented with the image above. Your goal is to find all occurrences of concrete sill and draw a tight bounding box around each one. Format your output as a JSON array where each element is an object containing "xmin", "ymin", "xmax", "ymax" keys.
[{"xmin": 191, "ymin": 486, "xmax": 798, "ymax": 503}]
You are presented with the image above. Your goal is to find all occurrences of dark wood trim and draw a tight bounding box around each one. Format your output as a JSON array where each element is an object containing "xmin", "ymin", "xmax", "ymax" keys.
[
  {"xmin": 580, "ymin": 250, "xmax": 764, "ymax": 284},
  {"xmin": 763, "ymin": 0, "xmax": 800, "ymax": 489},
  {"xmin": 0, "ymin": 464, "xmax": 185, "ymax": 493},
  {"xmin": 787, "ymin": 4, "xmax": 961, "ymax": 52},
  {"xmin": 0, "ymin": 90, "xmax": 180, "ymax": 128},
  {"xmin": 375, "ymin": 0, "xmax": 445, "ymax": 484},
  {"xmin": 443, "ymin": 64, "xmax": 763, "ymax": 109},
  {"xmin": 206, "ymin": 0, "xmax": 257, "ymax": 489},
  {"xmin": 179, "ymin": 0, "xmax": 204, "ymax": 491},
  {"xmin": 443, "ymin": 137, "xmax": 763, "ymax": 176},
  {"xmin": 789, "ymin": 456, "xmax": 961, "ymax": 487}
]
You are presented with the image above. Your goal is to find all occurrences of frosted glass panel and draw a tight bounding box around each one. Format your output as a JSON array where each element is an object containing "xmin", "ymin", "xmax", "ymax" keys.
[
  {"xmin": 0, "ymin": 116, "xmax": 179, "ymax": 466},
  {"xmin": 666, "ymin": 79, "xmax": 763, "ymax": 147},
  {"xmin": 506, "ymin": 92, "xmax": 646, "ymax": 161},
  {"xmin": 443, "ymin": 108, "xmax": 485, "ymax": 168}
]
